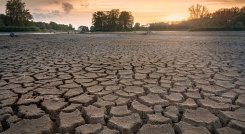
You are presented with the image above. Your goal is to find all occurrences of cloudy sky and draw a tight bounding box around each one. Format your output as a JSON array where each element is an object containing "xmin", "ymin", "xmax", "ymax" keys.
[{"xmin": 0, "ymin": 0, "xmax": 244, "ymax": 28}]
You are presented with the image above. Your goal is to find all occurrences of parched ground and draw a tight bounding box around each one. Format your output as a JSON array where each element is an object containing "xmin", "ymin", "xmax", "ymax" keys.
[{"xmin": 0, "ymin": 32, "xmax": 245, "ymax": 134}]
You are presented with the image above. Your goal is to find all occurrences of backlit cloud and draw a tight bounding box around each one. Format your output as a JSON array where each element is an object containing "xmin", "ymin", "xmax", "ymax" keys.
[
  {"xmin": 33, "ymin": 10, "xmax": 61, "ymax": 20},
  {"xmin": 0, "ymin": 0, "xmax": 244, "ymax": 28},
  {"xmin": 62, "ymin": 2, "xmax": 74, "ymax": 14}
]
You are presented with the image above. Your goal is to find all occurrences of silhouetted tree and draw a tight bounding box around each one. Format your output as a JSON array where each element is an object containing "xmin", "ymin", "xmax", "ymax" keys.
[
  {"xmin": 68, "ymin": 24, "xmax": 74, "ymax": 30},
  {"xmin": 189, "ymin": 4, "xmax": 209, "ymax": 20},
  {"xmin": 134, "ymin": 22, "xmax": 141, "ymax": 30},
  {"xmin": 92, "ymin": 11, "xmax": 108, "ymax": 31},
  {"xmin": 35, "ymin": 22, "xmax": 47, "ymax": 29},
  {"xmin": 78, "ymin": 26, "xmax": 89, "ymax": 33},
  {"xmin": 0, "ymin": 18, "xmax": 4, "ymax": 27},
  {"xmin": 6, "ymin": 0, "xmax": 33, "ymax": 26},
  {"xmin": 236, "ymin": 7, "xmax": 245, "ymax": 26},
  {"xmin": 241, "ymin": 6, "xmax": 245, "ymax": 12},
  {"xmin": 92, "ymin": 9, "xmax": 134, "ymax": 31},
  {"xmin": 107, "ymin": 9, "xmax": 120, "ymax": 31},
  {"xmin": 212, "ymin": 7, "xmax": 240, "ymax": 26},
  {"xmin": 0, "ymin": 14, "xmax": 11, "ymax": 26},
  {"xmin": 119, "ymin": 11, "xmax": 134, "ymax": 31}
]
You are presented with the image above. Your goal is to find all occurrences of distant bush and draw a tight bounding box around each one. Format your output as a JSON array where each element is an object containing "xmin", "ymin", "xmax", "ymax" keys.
[
  {"xmin": 0, "ymin": 26, "xmax": 40, "ymax": 32},
  {"xmin": 0, "ymin": 19, "xmax": 5, "ymax": 27}
]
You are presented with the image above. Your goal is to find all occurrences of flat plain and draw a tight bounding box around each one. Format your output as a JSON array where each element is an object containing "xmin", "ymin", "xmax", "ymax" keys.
[{"xmin": 0, "ymin": 32, "xmax": 245, "ymax": 134}]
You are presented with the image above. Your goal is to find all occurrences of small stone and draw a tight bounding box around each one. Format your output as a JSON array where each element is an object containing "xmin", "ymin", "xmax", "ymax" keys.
[
  {"xmin": 99, "ymin": 126, "xmax": 120, "ymax": 134},
  {"xmin": 2, "ymin": 115, "xmax": 53, "ymax": 134},
  {"xmin": 197, "ymin": 98, "xmax": 232, "ymax": 113},
  {"xmin": 147, "ymin": 86, "xmax": 167, "ymax": 95},
  {"xmin": 87, "ymin": 85, "xmax": 104, "ymax": 94},
  {"xmin": 183, "ymin": 107, "xmax": 221, "ymax": 131},
  {"xmin": 135, "ymin": 73, "xmax": 147, "ymax": 80},
  {"xmin": 12, "ymin": 87, "xmax": 35, "ymax": 94},
  {"xmin": 170, "ymin": 87, "xmax": 186, "ymax": 93},
  {"xmin": 41, "ymin": 99, "xmax": 68, "ymax": 117},
  {"xmin": 144, "ymin": 79, "xmax": 158, "ymax": 84},
  {"xmin": 17, "ymin": 92, "xmax": 43, "ymax": 105},
  {"xmin": 19, "ymin": 104, "xmax": 45, "ymax": 119},
  {"xmin": 83, "ymin": 105, "xmax": 106, "ymax": 124},
  {"xmin": 153, "ymin": 105, "xmax": 164, "ymax": 113},
  {"xmin": 75, "ymin": 78, "xmax": 93, "ymax": 84},
  {"xmin": 218, "ymin": 108, "xmax": 245, "ymax": 124},
  {"xmin": 236, "ymin": 94, "xmax": 245, "ymax": 106},
  {"xmin": 108, "ymin": 113, "xmax": 142, "ymax": 134},
  {"xmin": 59, "ymin": 83, "xmax": 80, "ymax": 89},
  {"xmin": 75, "ymin": 123, "xmax": 103, "ymax": 134},
  {"xmin": 209, "ymin": 96, "xmax": 233, "ymax": 104},
  {"xmin": 216, "ymin": 127, "xmax": 241, "ymax": 134},
  {"xmin": 82, "ymin": 81, "xmax": 98, "ymax": 87},
  {"xmin": 110, "ymin": 105, "xmax": 131, "ymax": 117},
  {"xmin": 0, "ymin": 113, "xmax": 11, "ymax": 121},
  {"xmin": 139, "ymin": 94, "xmax": 169, "ymax": 106},
  {"xmin": 233, "ymin": 88, "xmax": 245, "ymax": 94},
  {"xmin": 62, "ymin": 104, "xmax": 83, "ymax": 112},
  {"xmin": 164, "ymin": 106, "xmax": 179, "ymax": 123},
  {"xmin": 228, "ymin": 120, "xmax": 245, "ymax": 132},
  {"xmin": 69, "ymin": 94, "xmax": 96, "ymax": 106},
  {"xmin": 147, "ymin": 113, "xmax": 171, "ymax": 124},
  {"xmin": 131, "ymin": 100, "xmax": 154, "ymax": 118},
  {"xmin": 215, "ymin": 80, "xmax": 236, "ymax": 89},
  {"xmin": 201, "ymin": 92, "xmax": 216, "ymax": 97},
  {"xmin": 60, "ymin": 109, "xmax": 85, "ymax": 133},
  {"xmin": 35, "ymin": 88, "xmax": 66, "ymax": 95},
  {"xmin": 164, "ymin": 93, "xmax": 184, "ymax": 103},
  {"xmin": 174, "ymin": 121, "xmax": 211, "ymax": 134},
  {"xmin": 184, "ymin": 91, "xmax": 201, "ymax": 99},
  {"xmin": 0, "ymin": 107, "xmax": 13, "ymax": 115},
  {"xmin": 187, "ymin": 88, "xmax": 200, "ymax": 92},
  {"xmin": 178, "ymin": 98, "xmax": 198, "ymax": 109},
  {"xmin": 93, "ymin": 90, "xmax": 113, "ymax": 96},
  {"xmin": 102, "ymin": 94, "xmax": 119, "ymax": 101},
  {"xmin": 199, "ymin": 85, "xmax": 228, "ymax": 95},
  {"xmin": 6, "ymin": 115, "xmax": 21, "ymax": 125},
  {"xmin": 131, "ymin": 80, "xmax": 144, "ymax": 85},
  {"xmin": 221, "ymin": 91, "xmax": 237, "ymax": 101},
  {"xmin": 116, "ymin": 90, "xmax": 136, "ymax": 99},
  {"xmin": 123, "ymin": 86, "xmax": 145, "ymax": 96},
  {"xmin": 64, "ymin": 88, "xmax": 84, "ymax": 98},
  {"xmin": 105, "ymin": 86, "xmax": 121, "ymax": 91},
  {"xmin": 93, "ymin": 98, "xmax": 115, "ymax": 108},
  {"xmin": 115, "ymin": 97, "xmax": 130, "ymax": 106},
  {"xmin": 137, "ymin": 124, "xmax": 175, "ymax": 134}
]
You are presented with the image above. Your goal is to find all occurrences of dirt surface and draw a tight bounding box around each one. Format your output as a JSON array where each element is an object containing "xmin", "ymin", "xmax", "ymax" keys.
[{"xmin": 0, "ymin": 32, "xmax": 245, "ymax": 134}]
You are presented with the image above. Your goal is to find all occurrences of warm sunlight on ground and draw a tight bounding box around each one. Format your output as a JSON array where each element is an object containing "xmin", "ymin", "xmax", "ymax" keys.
[{"xmin": 164, "ymin": 14, "xmax": 187, "ymax": 22}]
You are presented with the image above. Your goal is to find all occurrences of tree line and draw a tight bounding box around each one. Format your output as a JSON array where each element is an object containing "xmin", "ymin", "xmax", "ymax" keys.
[
  {"xmin": 0, "ymin": 0, "xmax": 74, "ymax": 32},
  {"xmin": 1, "ymin": 1, "xmax": 245, "ymax": 32},
  {"xmin": 91, "ymin": 9, "xmax": 134, "ymax": 31},
  {"xmin": 148, "ymin": 4, "xmax": 245, "ymax": 31}
]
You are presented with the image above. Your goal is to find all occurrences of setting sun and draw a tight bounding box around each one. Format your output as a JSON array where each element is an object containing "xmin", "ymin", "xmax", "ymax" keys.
[
  {"xmin": 1, "ymin": 0, "xmax": 244, "ymax": 28},
  {"xmin": 0, "ymin": 0, "xmax": 245, "ymax": 134}
]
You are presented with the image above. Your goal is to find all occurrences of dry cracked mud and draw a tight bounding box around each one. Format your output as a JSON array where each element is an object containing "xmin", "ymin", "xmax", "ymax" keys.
[{"xmin": 0, "ymin": 32, "xmax": 245, "ymax": 134}]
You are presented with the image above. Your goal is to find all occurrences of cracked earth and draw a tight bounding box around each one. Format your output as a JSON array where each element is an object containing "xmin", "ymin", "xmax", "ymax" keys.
[{"xmin": 0, "ymin": 32, "xmax": 245, "ymax": 134}]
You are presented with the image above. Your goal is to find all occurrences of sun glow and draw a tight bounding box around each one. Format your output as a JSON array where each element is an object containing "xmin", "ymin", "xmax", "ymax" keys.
[{"xmin": 164, "ymin": 14, "xmax": 187, "ymax": 22}]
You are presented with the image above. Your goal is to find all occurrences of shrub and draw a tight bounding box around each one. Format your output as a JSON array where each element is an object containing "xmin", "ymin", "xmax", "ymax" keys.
[{"xmin": 0, "ymin": 26, "xmax": 40, "ymax": 32}]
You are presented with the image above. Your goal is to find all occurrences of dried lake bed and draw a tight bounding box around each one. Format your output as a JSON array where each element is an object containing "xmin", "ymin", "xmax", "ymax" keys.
[{"xmin": 0, "ymin": 32, "xmax": 245, "ymax": 134}]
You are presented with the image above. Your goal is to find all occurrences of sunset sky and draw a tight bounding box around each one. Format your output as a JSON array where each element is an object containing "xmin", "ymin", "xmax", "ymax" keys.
[{"xmin": 0, "ymin": 0, "xmax": 244, "ymax": 28}]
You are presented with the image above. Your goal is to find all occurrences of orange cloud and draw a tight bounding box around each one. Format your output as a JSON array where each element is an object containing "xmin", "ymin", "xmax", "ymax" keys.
[{"xmin": 0, "ymin": 0, "xmax": 244, "ymax": 28}]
